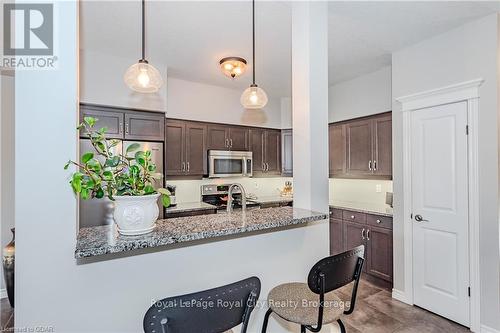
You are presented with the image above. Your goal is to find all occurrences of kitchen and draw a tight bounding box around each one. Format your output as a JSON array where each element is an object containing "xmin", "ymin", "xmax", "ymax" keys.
[{"xmin": 6, "ymin": 1, "xmax": 500, "ymax": 333}]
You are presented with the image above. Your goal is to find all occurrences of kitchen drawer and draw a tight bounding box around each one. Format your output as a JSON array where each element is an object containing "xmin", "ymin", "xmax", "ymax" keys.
[
  {"xmin": 329, "ymin": 208, "xmax": 343, "ymax": 219},
  {"xmin": 367, "ymin": 214, "xmax": 393, "ymax": 229},
  {"xmin": 342, "ymin": 210, "xmax": 366, "ymax": 224}
]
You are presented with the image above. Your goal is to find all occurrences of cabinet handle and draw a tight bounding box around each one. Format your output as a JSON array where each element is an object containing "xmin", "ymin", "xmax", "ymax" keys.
[
  {"xmin": 187, "ymin": 162, "xmax": 190, "ymax": 172},
  {"xmin": 262, "ymin": 163, "xmax": 265, "ymax": 171},
  {"xmin": 125, "ymin": 122, "xmax": 129, "ymax": 134},
  {"xmin": 351, "ymin": 215, "xmax": 355, "ymax": 219},
  {"xmin": 368, "ymin": 160, "xmax": 372, "ymax": 171},
  {"xmin": 182, "ymin": 162, "xmax": 185, "ymax": 172},
  {"xmin": 225, "ymin": 138, "xmax": 229, "ymax": 148},
  {"xmin": 366, "ymin": 229, "xmax": 370, "ymax": 241},
  {"xmin": 119, "ymin": 122, "xmax": 123, "ymax": 134},
  {"xmin": 376, "ymin": 219, "xmax": 381, "ymax": 224},
  {"xmin": 361, "ymin": 228, "xmax": 366, "ymax": 240},
  {"xmin": 266, "ymin": 163, "xmax": 269, "ymax": 171},
  {"xmin": 230, "ymin": 139, "xmax": 233, "ymax": 147},
  {"xmin": 373, "ymin": 160, "xmax": 377, "ymax": 171}
]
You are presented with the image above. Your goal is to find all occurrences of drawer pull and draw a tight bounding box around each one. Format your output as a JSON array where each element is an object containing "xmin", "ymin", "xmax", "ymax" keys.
[
  {"xmin": 351, "ymin": 215, "xmax": 355, "ymax": 219},
  {"xmin": 361, "ymin": 228, "xmax": 365, "ymax": 240},
  {"xmin": 376, "ymin": 219, "xmax": 381, "ymax": 224}
]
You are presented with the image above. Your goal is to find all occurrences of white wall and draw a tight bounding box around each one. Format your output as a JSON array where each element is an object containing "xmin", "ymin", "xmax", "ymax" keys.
[
  {"xmin": 0, "ymin": 72, "xmax": 15, "ymax": 293},
  {"xmin": 280, "ymin": 97, "xmax": 292, "ymax": 129},
  {"xmin": 167, "ymin": 77, "xmax": 282, "ymax": 128},
  {"xmin": 80, "ymin": 50, "xmax": 283, "ymax": 129},
  {"xmin": 15, "ymin": 3, "xmax": 329, "ymax": 332},
  {"xmin": 329, "ymin": 65, "xmax": 392, "ymax": 122},
  {"xmin": 392, "ymin": 14, "xmax": 500, "ymax": 330}
]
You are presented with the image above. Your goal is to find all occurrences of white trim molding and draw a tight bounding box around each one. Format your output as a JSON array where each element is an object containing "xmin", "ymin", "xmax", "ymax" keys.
[
  {"xmin": 481, "ymin": 325, "xmax": 500, "ymax": 333},
  {"xmin": 396, "ymin": 79, "xmax": 483, "ymax": 333}
]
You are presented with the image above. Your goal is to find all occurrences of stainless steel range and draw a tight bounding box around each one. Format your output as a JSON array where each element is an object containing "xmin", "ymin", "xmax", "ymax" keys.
[{"xmin": 201, "ymin": 184, "xmax": 260, "ymax": 211}]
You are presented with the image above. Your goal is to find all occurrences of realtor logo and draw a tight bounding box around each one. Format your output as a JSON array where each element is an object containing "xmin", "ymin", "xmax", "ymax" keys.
[{"xmin": 3, "ymin": 3, "xmax": 53, "ymax": 56}]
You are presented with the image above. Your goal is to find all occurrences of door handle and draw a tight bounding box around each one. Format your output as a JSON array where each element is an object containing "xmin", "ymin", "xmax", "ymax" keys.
[
  {"xmin": 366, "ymin": 229, "xmax": 370, "ymax": 241},
  {"xmin": 414, "ymin": 214, "xmax": 429, "ymax": 222},
  {"xmin": 361, "ymin": 228, "xmax": 366, "ymax": 240},
  {"xmin": 369, "ymin": 160, "xmax": 372, "ymax": 171}
]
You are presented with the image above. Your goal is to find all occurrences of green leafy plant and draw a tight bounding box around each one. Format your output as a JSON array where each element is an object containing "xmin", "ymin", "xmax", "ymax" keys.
[{"xmin": 64, "ymin": 117, "xmax": 170, "ymax": 207}]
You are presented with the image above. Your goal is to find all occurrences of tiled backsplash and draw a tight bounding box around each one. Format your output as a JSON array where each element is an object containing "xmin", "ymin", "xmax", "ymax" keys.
[{"xmin": 167, "ymin": 177, "xmax": 392, "ymax": 206}]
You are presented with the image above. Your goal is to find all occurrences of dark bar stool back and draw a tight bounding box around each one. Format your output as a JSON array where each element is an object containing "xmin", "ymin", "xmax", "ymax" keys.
[{"xmin": 144, "ymin": 276, "xmax": 261, "ymax": 333}]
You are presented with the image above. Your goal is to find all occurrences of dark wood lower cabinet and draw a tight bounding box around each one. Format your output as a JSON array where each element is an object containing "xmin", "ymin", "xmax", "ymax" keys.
[{"xmin": 331, "ymin": 207, "xmax": 393, "ymax": 288}]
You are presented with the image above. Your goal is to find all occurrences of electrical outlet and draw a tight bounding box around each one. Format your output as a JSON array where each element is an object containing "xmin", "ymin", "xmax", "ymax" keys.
[{"xmin": 376, "ymin": 184, "xmax": 382, "ymax": 193}]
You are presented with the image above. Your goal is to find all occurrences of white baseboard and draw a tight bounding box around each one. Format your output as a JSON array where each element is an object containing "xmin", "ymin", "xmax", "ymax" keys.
[
  {"xmin": 391, "ymin": 288, "xmax": 412, "ymax": 305},
  {"xmin": 0, "ymin": 288, "xmax": 6, "ymax": 299},
  {"xmin": 481, "ymin": 324, "xmax": 500, "ymax": 333}
]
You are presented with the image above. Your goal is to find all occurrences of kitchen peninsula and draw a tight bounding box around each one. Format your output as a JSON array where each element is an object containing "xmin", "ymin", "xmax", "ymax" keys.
[{"xmin": 75, "ymin": 206, "xmax": 327, "ymax": 259}]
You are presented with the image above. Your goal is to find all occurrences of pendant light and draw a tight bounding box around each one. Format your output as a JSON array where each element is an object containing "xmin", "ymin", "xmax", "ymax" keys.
[
  {"xmin": 124, "ymin": 0, "xmax": 163, "ymax": 93},
  {"xmin": 240, "ymin": 0, "xmax": 268, "ymax": 109}
]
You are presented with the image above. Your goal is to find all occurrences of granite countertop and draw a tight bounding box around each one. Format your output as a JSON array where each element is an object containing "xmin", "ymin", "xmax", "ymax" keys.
[
  {"xmin": 248, "ymin": 195, "xmax": 293, "ymax": 205},
  {"xmin": 75, "ymin": 206, "xmax": 328, "ymax": 259},
  {"xmin": 165, "ymin": 202, "xmax": 216, "ymax": 214},
  {"xmin": 329, "ymin": 200, "xmax": 393, "ymax": 217}
]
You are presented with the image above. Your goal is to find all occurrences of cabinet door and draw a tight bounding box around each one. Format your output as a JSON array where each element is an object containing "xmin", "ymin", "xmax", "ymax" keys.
[
  {"xmin": 329, "ymin": 124, "xmax": 346, "ymax": 177},
  {"xmin": 185, "ymin": 122, "xmax": 207, "ymax": 175},
  {"xmin": 80, "ymin": 106, "xmax": 124, "ymax": 139},
  {"xmin": 228, "ymin": 127, "xmax": 249, "ymax": 151},
  {"xmin": 330, "ymin": 217, "xmax": 343, "ymax": 255},
  {"xmin": 165, "ymin": 120, "xmax": 186, "ymax": 176},
  {"xmin": 343, "ymin": 221, "xmax": 367, "ymax": 271},
  {"xmin": 207, "ymin": 125, "xmax": 229, "ymax": 150},
  {"xmin": 346, "ymin": 119, "xmax": 373, "ymax": 176},
  {"xmin": 249, "ymin": 129, "xmax": 265, "ymax": 175},
  {"xmin": 373, "ymin": 115, "xmax": 392, "ymax": 178},
  {"xmin": 281, "ymin": 129, "xmax": 293, "ymax": 176},
  {"xmin": 124, "ymin": 112, "xmax": 165, "ymax": 141},
  {"xmin": 366, "ymin": 226, "xmax": 393, "ymax": 282},
  {"xmin": 264, "ymin": 130, "xmax": 281, "ymax": 175}
]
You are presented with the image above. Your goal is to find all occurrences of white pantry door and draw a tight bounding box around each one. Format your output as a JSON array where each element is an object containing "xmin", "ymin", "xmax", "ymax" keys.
[{"xmin": 411, "ymin": 101, "xmax": 470, "ymax": 326}]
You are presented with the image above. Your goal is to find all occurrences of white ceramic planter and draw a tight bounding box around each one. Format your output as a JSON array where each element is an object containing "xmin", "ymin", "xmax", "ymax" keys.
[{"xmin": 113, "ymin": 194, "xmax": 160, "ymax": 236}]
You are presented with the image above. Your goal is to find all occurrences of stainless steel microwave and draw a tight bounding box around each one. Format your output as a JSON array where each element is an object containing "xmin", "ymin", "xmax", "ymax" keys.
[{"xmin": 208, "ymin": 150, "xmax": 253, "ymax": 178}]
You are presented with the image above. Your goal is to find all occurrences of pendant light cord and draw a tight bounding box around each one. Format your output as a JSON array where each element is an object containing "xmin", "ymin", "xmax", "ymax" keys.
[
  {"xmin": 141, "ymin": 0, "xmax": 146, "ymax": 61},
  {"xmin": 252, "ymin": 0, "xmax": 256, "ymax": 85}
]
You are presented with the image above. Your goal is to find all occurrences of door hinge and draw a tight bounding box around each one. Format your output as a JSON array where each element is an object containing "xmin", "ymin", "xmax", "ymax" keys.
[
  {"xmin": 468, "ymin": 287, "xmax": 471, "ymax": 297},
  {"xmin": 466, "ymin": 125, "xmax": 469, "ymax": 135}
]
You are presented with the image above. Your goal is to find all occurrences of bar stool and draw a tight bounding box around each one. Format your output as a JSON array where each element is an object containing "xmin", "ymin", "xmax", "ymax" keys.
[
  {"xmin": 144, "ymin": 276, "xmax": 261, "ymax": 333},
  {"xmin": 262, "ymin": 246, "xmax": 365, "ymax": 333}
]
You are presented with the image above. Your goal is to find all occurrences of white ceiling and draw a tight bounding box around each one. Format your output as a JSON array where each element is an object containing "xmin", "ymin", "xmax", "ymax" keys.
[{"xmin": 80, "ymin": 1, "xmax": 500, "ymax": 98}]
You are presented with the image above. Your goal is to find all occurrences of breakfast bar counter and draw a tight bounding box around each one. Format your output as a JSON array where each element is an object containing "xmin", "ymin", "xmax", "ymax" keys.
[{"xmin": 75, "ymin": 206, "xmax": 328, "ymax": 259}]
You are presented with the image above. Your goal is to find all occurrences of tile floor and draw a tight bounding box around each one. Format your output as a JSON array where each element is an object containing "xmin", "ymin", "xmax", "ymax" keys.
[
  {"xmin": 335, "ymin": 279, "xmax": 470, "ymax": 333},
  {"xmin": 0, "ymin": 280, "xmax": 470, "ymax": 332}
]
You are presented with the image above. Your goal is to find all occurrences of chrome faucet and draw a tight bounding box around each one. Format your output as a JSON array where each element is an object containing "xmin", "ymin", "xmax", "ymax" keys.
[{"xmin": 227, "ymin": 183, "xmax": 246, "ymax": 213}]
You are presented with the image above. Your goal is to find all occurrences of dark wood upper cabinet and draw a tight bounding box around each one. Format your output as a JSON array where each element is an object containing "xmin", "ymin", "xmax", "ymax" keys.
[
  {"xmin": 329, "ymin": 124, "xmax": 346, "ymax": 177},
  {"xmin": 249, "ymin": 129, "xmax": 265, "ymax": 174},
  {"xmin": 165, "ymin": 120, "xmax": 207, "ymax": 176},
  {"xmin": 80, "ymin": 105, "xmax": 124, "ymax": 139},
  {"xmin": 365, "ymin": 225, "xmax": 393, "ymax": 282},
  {"xmin": 124, "ymin": 112, "xmax": 165, "ymax": 141},
  {"xmin": 264, "ymin": 130, "xmax": 281, "ymax": 175},
  {"xmin": 373, "ymin": 115, "xmax": 392, "ymax": 178},
  {"xmin": 346, "ymin": 119, "xmax": 373, "ymax": 176},
  {"xmin": 228, "ymin": 127, "xmax": 249, "ymax": 150},
  {"xmin": 165, "ymin": 120, "xmax": 186, "ymax": 176},
  {"xmin": 281, "ymin": 129, "xmax": 293, "ymax": 176},
  {"xmin": 330, "ymin": 112, "xmax": 392, "ymax": 179},
  {"xmin": 207, "ymin": 125, "xmax": 228, "ymax": 150},
  {"xmin": 185, "ymin": 122, "xmax": 207, "ymax": 175}
]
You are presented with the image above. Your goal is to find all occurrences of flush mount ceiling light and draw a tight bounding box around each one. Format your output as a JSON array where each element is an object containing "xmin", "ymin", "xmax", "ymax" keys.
[
  {"xmin": 219, "ymin": 57, "xmax": 247, "ymax": 79},
  {"xmin": 124, "ymin": 0, "xmax": 163, "ymax": 93},
  {"xmin": 240, "ymin": 0, "xmax": 268, "ymax": 109}
]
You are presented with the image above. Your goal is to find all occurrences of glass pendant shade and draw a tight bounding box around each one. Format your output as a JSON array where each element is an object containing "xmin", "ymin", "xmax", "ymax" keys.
[
  {"xmin": 240, "ymin": 85, "xmax": 268, "ymax": 109},
  {"xmin": 220, "ymin": 57, "xmax": 247, "ymax": 79},
  {"xmin": 124, "ymin": 60, "xmax": 163, "ymax": 93}
]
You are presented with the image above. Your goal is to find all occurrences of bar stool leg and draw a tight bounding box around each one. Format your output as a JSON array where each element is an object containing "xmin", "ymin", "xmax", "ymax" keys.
[
  {"xmin": 300, "ymin": 325, "xmax": 306, "ymax": 333},
  {"xmin": 337, "ymin": 319, "xmax": 346, "ymax": 333},
  {"xmin": 261, "ymin": 308, "xmax": 273, "ymax": 333}
]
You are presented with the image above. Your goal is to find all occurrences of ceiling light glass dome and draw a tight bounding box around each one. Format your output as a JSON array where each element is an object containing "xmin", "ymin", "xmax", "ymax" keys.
[
  {"xmin": 241, "ymin": 84, "xmax": 268, "ymax": 109},
  {"xmin": 124, "ymin": 60, "xmax": 163, "ymax": 93}
]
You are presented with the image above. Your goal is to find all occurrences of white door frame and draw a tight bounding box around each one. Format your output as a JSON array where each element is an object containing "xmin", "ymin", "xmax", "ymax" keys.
[{"xmin": 396, "ymin": 79, "xmax": 483, "ymax": 332}]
